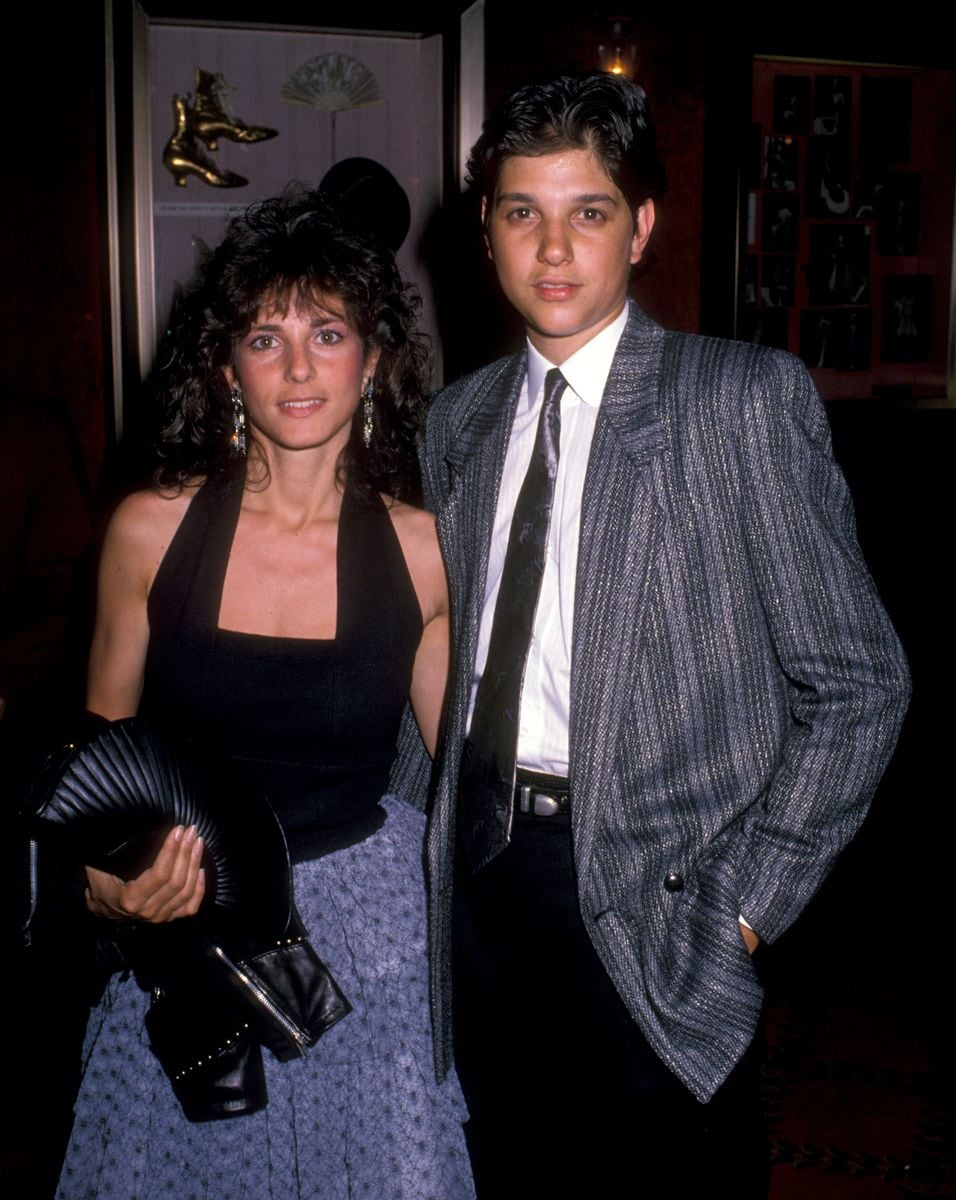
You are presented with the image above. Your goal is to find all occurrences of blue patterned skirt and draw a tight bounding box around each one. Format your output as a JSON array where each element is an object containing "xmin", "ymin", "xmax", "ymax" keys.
[{"xmin": 56, "ymin": 796, "xmax": 473, "ymax": 1200}]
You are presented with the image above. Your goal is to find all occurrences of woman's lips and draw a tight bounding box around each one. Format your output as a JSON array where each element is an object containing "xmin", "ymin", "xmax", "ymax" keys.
[{"xmin": 278, "ymin": 398, "xmax": 325, "ymax": 415}]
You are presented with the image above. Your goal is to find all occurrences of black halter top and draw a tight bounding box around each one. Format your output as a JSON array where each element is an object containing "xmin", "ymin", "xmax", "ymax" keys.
[{"xmin": 141, "ymin": 470, "xmax": 423, "ymax": 861}]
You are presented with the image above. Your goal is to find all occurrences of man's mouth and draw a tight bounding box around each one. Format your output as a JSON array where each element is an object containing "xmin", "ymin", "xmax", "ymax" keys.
[{"xmin": 533, "ymin": 280, "xmax": 580, "ymax": 299}]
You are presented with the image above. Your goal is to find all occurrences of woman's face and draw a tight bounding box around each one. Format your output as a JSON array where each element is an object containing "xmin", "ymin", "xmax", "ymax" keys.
[{"xmin": 223, "ymin": 292, "xmax": 377, "ymax": 458}]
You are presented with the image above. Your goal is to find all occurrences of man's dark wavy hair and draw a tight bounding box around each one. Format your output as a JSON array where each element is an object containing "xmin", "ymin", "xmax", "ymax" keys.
[
  {"xmin": 149, "ymin": 186, "xmax": 429, "ymax": 502},
  {"xmin": 467, "ymin": 72, "xmax": 667, "ymax": 211}
]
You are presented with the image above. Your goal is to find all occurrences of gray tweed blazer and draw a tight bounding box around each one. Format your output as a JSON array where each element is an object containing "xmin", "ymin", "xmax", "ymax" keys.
[{"xmin": 411, "ymin": 303, "xmax": 910, "ymax": 1103}]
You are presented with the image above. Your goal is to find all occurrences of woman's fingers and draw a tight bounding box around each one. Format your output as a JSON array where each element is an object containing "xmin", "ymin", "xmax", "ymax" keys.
[
  {"xmin": 144, "ymin": 827, "xmax": 205, "ymax": 921},
  {"xmin": 166, "ymin": 865, "xmax": 207, "ymax": 921},
  {"xmin": 84, "ymin": 825, "xmax": 206, "ymax": 923}
]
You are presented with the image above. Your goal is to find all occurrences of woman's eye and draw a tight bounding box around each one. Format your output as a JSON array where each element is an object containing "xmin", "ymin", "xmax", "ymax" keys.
[
  {"xmin": 316, "ymin": 329, "xmax": 344, "ymax": 345},
  {"xmin": 248, "ymin": 334, "xmax": 277, "ymax": 350}
]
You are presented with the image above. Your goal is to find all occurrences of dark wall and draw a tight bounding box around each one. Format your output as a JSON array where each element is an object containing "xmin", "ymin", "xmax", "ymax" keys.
[{"xmin": 1, "ymin": 13, "xmax": 109, "ymax": 495}]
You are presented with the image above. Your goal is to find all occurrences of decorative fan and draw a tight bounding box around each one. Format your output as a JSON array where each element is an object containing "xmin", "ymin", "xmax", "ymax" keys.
[
  {"xmin": 280, "ymin": 53, "xmax": 383, "ymax": 114},
  {"xmin": 25, "ymin": 716, "xmax": 292, "ymax": 939}
]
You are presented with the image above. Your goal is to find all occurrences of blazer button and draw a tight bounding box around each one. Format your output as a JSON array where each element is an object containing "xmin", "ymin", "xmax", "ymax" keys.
[{"xmin": 663, "ymin": 871, "xmax": 684, "ymax": 893}]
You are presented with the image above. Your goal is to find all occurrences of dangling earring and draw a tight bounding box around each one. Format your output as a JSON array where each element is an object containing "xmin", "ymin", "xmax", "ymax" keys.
[
  {"xmin": 229, "ymin": 385, "xmax": 247, "ymax": 455},
  {"xmin": 361, "ymin": 378, "xmax": 374, "ymax": 449}
]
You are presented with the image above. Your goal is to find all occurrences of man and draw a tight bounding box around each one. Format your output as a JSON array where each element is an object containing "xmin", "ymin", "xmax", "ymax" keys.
[{"xmin": 420, "ymin": 73, "xmax": 909, "ymax": 1196}]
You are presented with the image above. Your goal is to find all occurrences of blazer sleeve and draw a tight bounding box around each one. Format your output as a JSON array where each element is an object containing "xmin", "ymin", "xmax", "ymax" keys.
[
  {"xmin": 729, "ymin": 350, "xmax": 910, "ymax": 943},
  {"xmin": 419, "ymin": 391, "xmax": 454, "ymax": 514}
]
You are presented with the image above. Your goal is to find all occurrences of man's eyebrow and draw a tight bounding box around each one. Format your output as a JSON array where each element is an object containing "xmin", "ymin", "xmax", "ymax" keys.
[{"xmin": 494, "ymin": 191, "xmax": 620, "ymax": 206}]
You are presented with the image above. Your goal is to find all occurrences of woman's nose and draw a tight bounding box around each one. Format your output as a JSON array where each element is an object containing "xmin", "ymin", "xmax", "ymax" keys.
[{"xmin": 285, "ymin": 342, "xmax": 316, "ymax": 381}]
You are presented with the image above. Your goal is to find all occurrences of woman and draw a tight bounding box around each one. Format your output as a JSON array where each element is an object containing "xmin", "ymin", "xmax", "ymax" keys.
[{"xmin": 56, "ymin": 190, "xmax": 473, "ymax": 1199}]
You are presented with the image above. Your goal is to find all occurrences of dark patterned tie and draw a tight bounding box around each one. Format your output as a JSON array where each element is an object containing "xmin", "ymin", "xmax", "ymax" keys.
[{"xmin": 459, "ymin": 368, "xmax": 565, "ymax": 870}]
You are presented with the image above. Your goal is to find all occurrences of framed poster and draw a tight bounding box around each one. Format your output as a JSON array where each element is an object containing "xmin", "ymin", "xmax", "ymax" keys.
[{"xmin": 735, "ymin": 56, "xmax": 955, "ymax": 404}]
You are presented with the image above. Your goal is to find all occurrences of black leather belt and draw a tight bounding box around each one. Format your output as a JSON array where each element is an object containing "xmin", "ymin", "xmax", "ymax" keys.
[{"xmin": 514, "ymin": 769, "xmax": 570, "ymax": 817}]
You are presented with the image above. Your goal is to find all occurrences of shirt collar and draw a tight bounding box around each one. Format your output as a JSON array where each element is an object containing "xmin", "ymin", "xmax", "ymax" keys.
[{"xmin": 524, "ymin": 303, "xmax": 630, "ymax": 412}]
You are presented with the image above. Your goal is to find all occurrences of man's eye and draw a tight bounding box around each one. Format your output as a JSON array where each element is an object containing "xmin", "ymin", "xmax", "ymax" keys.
[
  {"xmin": 579, "ymin": 208, "xmax": 605, "ymax": 221},
  {"xmin": 508, "ymin": 207, "xmax": 535, "ymax": 221}
]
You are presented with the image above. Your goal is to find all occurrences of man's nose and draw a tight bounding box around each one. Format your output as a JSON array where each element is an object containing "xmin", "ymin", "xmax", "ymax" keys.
[{"xmin": 537, "ymin": 218, "xmax": 573, "ymax": 266}]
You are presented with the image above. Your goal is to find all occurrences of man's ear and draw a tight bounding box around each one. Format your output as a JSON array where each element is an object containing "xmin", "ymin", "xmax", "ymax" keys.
[
  {"xmin": 629, "ymin": 199, "xmax": 656, "ymax": 265},
  {"xmin": 481, "ymin": 196, "xmax": 493, "ymax": 261}
]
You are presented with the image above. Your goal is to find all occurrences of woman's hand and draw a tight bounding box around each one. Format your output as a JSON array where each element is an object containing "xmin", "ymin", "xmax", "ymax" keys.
[{"xmin": 85, "ymin": 824, "xmax": 206, "ymax": 923}]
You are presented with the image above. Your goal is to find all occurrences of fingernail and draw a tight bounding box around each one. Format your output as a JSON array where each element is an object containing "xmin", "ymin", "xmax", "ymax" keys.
[
  {"xmin": 192, "ymin": 837, "xmax": 203, "ymax": 857},
  {"xmin": 173, "ymin": 826, "xmax": 184, "ymax": 842}
]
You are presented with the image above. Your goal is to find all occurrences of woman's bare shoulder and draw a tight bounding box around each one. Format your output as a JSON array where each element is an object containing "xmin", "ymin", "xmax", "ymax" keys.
[
  {"xmin": 111, "ymin": 480, "xmax": 201, "ymax": 533},
  {"xmin": 385, "ymin": 496, "xmax": 437, "ymax": 537},
  {"xmin": 103, "ymin": 481, "xmax": 202, "ymax": 581},
  {"xmin": 382, "ymin": 497, "xmax": 446, "ymax": 621},
  {"xmin": 383, "ymin": 496, "xmax": 441, "ymax": 564}
]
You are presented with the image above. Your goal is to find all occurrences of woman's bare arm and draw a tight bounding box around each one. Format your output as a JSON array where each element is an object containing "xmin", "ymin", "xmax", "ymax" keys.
[
  {"xmin": 84, "ymin": 490, "xmax": 206, "ymax": 922},
  {"xmin": 389, "ymin": 504, "xmax": 450, "ymax": 759}
]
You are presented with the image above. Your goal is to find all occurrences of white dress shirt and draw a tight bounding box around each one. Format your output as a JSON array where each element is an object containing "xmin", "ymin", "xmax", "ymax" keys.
[{"xmin": 468, "ymin": 306, "xmax": 629, "ymax": 775}]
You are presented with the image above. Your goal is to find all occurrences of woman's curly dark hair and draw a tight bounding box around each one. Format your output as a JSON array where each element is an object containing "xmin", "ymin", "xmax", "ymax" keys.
[{"xmin": 149, "ymin": 186, "xmax": 429, "ymax": 502}]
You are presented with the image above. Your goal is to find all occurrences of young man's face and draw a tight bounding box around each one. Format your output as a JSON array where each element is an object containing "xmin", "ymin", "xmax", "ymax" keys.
[{"xmin": 482, "ymin": 147, "xmax": 655, "ymax": 364}]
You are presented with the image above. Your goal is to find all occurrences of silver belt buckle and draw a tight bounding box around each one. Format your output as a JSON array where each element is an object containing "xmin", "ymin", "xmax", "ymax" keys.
[
  {"xmin": 518, "ymin": 785, "xmax": 560, "ymax": 817},
  {"xmin": 533, "ymin": 791, "xmax": 560, "ymax": 816}
]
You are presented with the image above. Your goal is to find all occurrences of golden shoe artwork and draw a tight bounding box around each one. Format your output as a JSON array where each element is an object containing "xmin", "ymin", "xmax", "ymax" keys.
[{"xmin": 161, "ymin": 69, "xmax": 277, "ymax": 189}]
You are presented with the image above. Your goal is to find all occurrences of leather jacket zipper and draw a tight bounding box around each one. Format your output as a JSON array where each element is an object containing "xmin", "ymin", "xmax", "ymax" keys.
[
  {"xmin": 22, "ymin": 838, "xmax": 39, "ymax": 947},
  {"xmin": 211, "ymin": 943, "xmax": 309, "ymax": 1056}
]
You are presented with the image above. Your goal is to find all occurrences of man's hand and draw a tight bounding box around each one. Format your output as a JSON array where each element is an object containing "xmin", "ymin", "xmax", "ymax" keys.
[{"xmin": 85, "ymin": 824, "xmax": 205, "ymax": 923}]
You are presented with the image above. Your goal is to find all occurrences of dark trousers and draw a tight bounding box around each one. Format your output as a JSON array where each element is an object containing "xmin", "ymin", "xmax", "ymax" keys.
[{"xmin": 452, "ymin": 809, "xmax": 769, "ymax": 1199}]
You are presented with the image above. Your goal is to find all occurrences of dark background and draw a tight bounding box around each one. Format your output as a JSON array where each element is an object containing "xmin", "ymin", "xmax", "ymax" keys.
[{"xmin": 1, "ymin": 4, "xmax": 952, "ymax": 1196}]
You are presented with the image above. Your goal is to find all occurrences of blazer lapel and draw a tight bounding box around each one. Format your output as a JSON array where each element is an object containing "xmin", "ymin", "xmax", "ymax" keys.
[
  {"xmin": 439, "ymin": 353, "xmax": 526, "ymax": 732},
  {"xmin": 569, "ymin": 306, "xmax": 670, "ymax": 880}
]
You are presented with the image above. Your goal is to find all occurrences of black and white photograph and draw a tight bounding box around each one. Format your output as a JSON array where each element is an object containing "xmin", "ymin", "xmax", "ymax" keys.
[
  {"xmin": 812, "ymin": 74, "xmax": 852, "ymax": 138},
  {"xmin": 800, "ymin": 308, "xmax": 872, "ymax": 370},
  {"xmin": 760, "ymin": 256, "xmax": 795, "ymax": 307},
  {"xmin": 762, "ymin": 194, "xmax": 797, "ymax": 251},
  {"xmin": 876, "ymin": 173, "xmax": 921, "ymax": 255},
  {"xmin": 773, "ymin": 74, "xmax": 810, "ymax": 134},
  {"xmin": 764, "ymin": 135, "xmax": 798, "ymax": 191},
  {"xmin": 837, "ymin": 308, "xmax": 872, "ymax": 370},
  {"xmin": 853, "ymin": 161, "xmax": 888, "ymax": 219},
  {"xmin": 882, "ymin": 274, "xmax": 932, "ymax": 361},
  {"xmin": 806, "ymin": 140, "xmax": 852, "ymax": 218},
  {"xmin": 808, "ymin": 224, "xmax": 870, "ymax": 306},
  {"xmin": 800, "ymin": 309, "xmax": 839, "ymax": 367}
]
